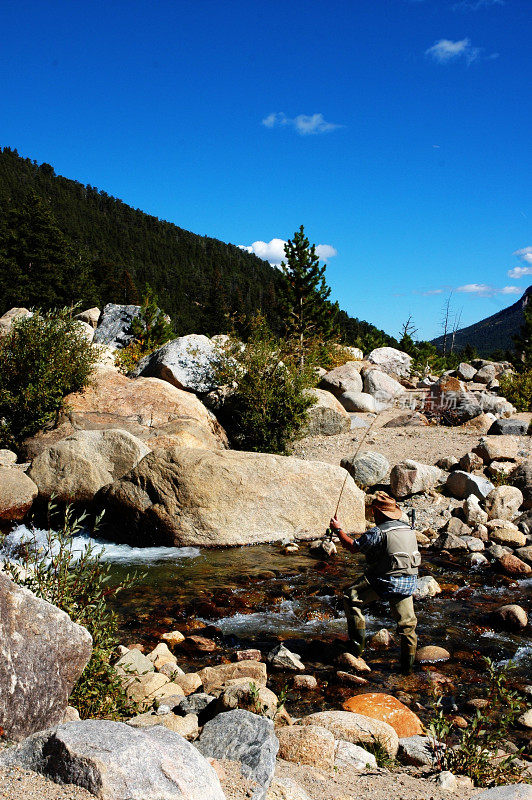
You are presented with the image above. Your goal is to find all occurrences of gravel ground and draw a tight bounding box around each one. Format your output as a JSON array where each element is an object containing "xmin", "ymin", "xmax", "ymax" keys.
[
  {"xmin": 274, "ymin": 759, "xmax": 477, "ymax": 800},
  {"xmin": 0, "ymin": 766, "xmax": 93, "ymax": 800},
  {"xmin": 291, "ymin": 408, "xmax": 532, "ymax": 469}
]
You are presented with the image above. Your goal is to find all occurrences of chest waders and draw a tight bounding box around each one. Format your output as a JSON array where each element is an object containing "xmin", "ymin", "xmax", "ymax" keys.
[{"xmin": 342, "ymin": 521, "xmax": 420, "ymax": 674}]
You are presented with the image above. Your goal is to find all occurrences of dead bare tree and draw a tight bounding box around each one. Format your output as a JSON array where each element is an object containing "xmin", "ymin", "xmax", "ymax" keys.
[
  {"xmin": 440, "ymin": 293, "xmax": 453, "ymax": 356},
  {"xmin": 399, "ymin": 315, "xmax": 418, "ymax": 342},
  {"xmin": 450, "ymin": 307, "xmax": 463, "ymax": 354}
]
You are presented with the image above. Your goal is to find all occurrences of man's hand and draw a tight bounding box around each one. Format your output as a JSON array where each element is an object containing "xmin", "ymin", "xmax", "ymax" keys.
[{"xmin": 329, "ymin": 517, "xmax": 342, "ymax": 532}]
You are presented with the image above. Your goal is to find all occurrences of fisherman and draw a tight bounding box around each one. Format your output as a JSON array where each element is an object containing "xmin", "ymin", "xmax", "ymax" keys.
[{"xmin": 329, "ymin": 491, "xmax": 420, "ymax": 675}]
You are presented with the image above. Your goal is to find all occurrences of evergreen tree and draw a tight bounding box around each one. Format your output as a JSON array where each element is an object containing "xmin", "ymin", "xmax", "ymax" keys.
[
  {"xmin": 0, "ymin": 192, "xmax": 75, "ymax": 310},
  {"xmin": 279, "ymin": 225, "xmax": 338, "ymax": 364},
  {"xmin": 513, "ymin": 301, "xmax": 532, "ymax": 368}
]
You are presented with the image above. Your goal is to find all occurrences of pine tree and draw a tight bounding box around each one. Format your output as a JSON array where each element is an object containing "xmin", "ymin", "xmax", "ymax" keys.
[
  {"xmin": 279, "ymin": 225, "xmax": 337, "ymax": 364},
  {"xmin": 513, "ymin": 300, "xmax": 532, "ymax": 368}
]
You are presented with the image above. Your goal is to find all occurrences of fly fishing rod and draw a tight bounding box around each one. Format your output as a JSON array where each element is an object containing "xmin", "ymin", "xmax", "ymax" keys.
[{"xmin": 326, "ymin": 413, "xmax": 380, "ymax": 537}]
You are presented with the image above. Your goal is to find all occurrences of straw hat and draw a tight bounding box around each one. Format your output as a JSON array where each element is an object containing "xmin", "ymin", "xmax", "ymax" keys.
[{"xmin": 371, "ymin": 491, "xmax": 402, "ymax": 520}]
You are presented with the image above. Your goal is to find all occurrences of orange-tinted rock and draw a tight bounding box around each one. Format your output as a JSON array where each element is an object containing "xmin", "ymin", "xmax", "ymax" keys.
[
  {"xmin": 342, "ymin": 692, "xmax": 422, "ymax": 738},
  {"xmin": 498, "ymin": 554, "xmax": 532, "ymax": 577},
  {"xmin": 185, "ymin": 635, "xmax": 217, "ymax": 653}
]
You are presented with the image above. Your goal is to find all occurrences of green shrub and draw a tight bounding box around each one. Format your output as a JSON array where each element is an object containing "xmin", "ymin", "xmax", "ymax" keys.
[
  {"xmin": 499, "ymin": 371, "xmax": 532, "ymax": 412},
  {"xmin": 115, "ymin": 286, "xmax": 173, "ymax": 374},
  {"xmin": 428, "ymin": 657, "xmax": 529, "ymax": 786},
  {"xmin": 1, "ymin": 504, "xmax": 141, "ymax": 719},
  {"xmin": 212, "ymin": 316, "xmax": 314, "ymax": 454},
  {"xmin": 0, "ymin": 307, "xmax": 96, "ymax": 447}
]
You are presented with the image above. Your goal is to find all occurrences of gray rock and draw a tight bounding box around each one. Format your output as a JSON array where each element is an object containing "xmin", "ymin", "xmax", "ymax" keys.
[
  {"xmin": 383, "ymin": 412, "xmax": 428, "ymax": 428},
  {"xmin": 303, "ymin": 389, "xmax": 350, "ymax": 436},
  {"xmin": 0, "ymin": 574, "xmax": 92, "ymax": 741},
  {"xmin": 472, "ymin": 786, "xmax": 532, "ymax": 799},
  {"xmin": 479, "ymin": 396, "xmax": 516, "ymax": 418},
  {"xmin": 398, "ymin": 735, "xmax": 438, "ymax": 766},
  {"xmin": 446, "ymin": 470, "xmax": 495, "ymax": 501},
  {"xmin": 0, "ymin": 719, "xmax": 224, "ymax": 799},
  {"xmin": 516, "ymin": 545, "xmax": 532, "ymax": 564},
  {"xmin": 363, "ymin": 369, "xmax": 406, "ymax": 403},
  {"xmin": 136, "ymin": 334, "xmax": 218, "ymax": 394},
  {"xmin": 340, "ymin": 451, "xmax": 390, "ymax": 488},
  {"xmin": 339, "ymin": 391, "xmax": 378, "ymax": 413},
  {"xmin": 475, "ymin": 364, "xmax": 497, "ymax": 384},
  {"xmin": 485, "ymin": 486, "xmax": 524, "ymax": 521},
  {"xmin": 470, "ymin": 553, "xmax": 489, "ymax": 567},
  {"xmin": 435, "ymin": 532, "xmax": 469, "ymax": 551},
  {"xmin": 197, "ymin": 709, "xmax": 278, "ymax": 800},
  {"xmin": 93, "ymin": 303, "xmax": 141, "ymax": 348},
  {"xmin": 0, "ymin": 449, "xmax": 17, "ymax": 467},
  {"xmin": 414, "ymin": 576, "xmax": 441, "ymax": 599},
  {"xmin": 176, "ymin": 693, "xmax": 216, "ymax": 718},
  {"xmin": 457, "ymin": 363, "xmax": 476, "ymax": 381},
  {"xmin": 267, "ymin": 643, "xmax": 305, "ymax": 671},
  {"xmin": 319, "ymin": 362, "xmax": 363, "ymax": 398},
  {"xmin": 334, "ymin": 740, "xmax": 377, "ymax": 770},
  {"xmin": 390, "ymin": 460, "xmax": 442, "ymax": 498},
  {"xmin": 28, "ymin": 429, "xmax": 150, "ymax": 504},
  {"xmin": 367, "ymin": 347, "xmax": 412, "ymax": 378},
  {"xmin": 462, "ymin": 536, "xmax": 485, "ymax": 552},
  {"xmin": 463, "ymin": 495, "xmax": 488, "ymax": 526},
  {"xmin": 446, "ymin": 516, "xmax": 472, "ymax": 537},
  {"xmin": 488, "ymin": 418, "xmax": 529, "ymax": 436},
  {"xmin": 488, "ymin": 544, "xmax": 512, "ymax": 558}
]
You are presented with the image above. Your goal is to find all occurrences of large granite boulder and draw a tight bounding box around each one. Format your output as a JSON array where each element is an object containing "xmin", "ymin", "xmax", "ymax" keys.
[
  {"xmin": 390, "ymin": 460, "xmax": 442, "ymax": 498},
  {"xmin": 22, "ymin": 368, "xmax": 227, "ymax": 459},
  {"xmin": 363, "ymin": 369, "xmax": 406, "ymax": 403},
  {"xmin": 478, "ymin": 395, "xmax": 515, "ymax": 418},
  {"xmin": 338, "ymin": 391, "xmax": 379, "ymax": 413},
  {"xmin": 319, "ymin": 362, "xmax": 363, "ymax": 398},
  {"xmin": 0, "ymin": 574, "xmax": 92, "ymax": 740},
  {"xmin": 0, "ymin": 719, "xmax": 225, "ymax": 800},
  {"xmin": 303, "ymin": 389, "xmax": 350, "ymax": 436},
  {"xmin": 0, "ymin": 467, "xmax": 38, "ymax": 521},
  {"xmin": 28, "ymin": 429, "xmax": 150, "ymax": 503},
  {"xmin": 367, "ymin": 347, "xmax": 412, "ymax": 378},
  {"xmin": 340, "ymin": 451, "xmax": 390, "ymax": 488},
  {"xmin": 93, "ymin": 303, "xmax": 141, "ymax": 348},
  {"xmin": 135, "ymin": 334, "xmax": 218, "ymax": 394},
  {"xmin": 98, "ymin": 447, "xmax": 365, "ymax": 546},
  {"xmin": 197, "ymin": 709, "xmax": 278, "ymax": 800}
]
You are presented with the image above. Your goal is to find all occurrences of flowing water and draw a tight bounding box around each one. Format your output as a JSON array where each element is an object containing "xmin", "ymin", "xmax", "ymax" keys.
[{"xmin": 2, "ymin": 524, "xmax": 531, "ymax": 718}]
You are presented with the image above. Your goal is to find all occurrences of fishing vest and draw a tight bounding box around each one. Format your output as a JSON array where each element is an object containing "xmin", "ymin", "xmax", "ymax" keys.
[{"xmin": 365, "ymin": 520, "xmax": 421, "ymax": 578}]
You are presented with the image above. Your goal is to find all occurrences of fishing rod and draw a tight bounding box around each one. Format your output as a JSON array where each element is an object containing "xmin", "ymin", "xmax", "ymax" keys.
[{"xmin": 326, "ymin": 413, "xmax": 380, "ymax": 538}]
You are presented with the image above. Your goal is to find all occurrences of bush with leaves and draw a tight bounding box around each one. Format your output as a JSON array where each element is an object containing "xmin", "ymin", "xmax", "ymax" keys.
[
  {"xmin": 212, "ymin": 316, "xmax": 315, "ymax": 454},
  {"xmin": 428, "ymin": 657, "xmax": 529, "ymax": 786},
  {"xmin": 115, "ymin": 285, "xmax": 173, "ymax": 373},
  {"xmin": 499, "ymin": 370, "xmax": 532, "ymax": 412},
  {"xmin": 0, "ymin": 307, "xmax": 96, "ymax": 448},
  {"xmin": 1, "ymin": 504, "xmax": 141, "ymax": 719}
]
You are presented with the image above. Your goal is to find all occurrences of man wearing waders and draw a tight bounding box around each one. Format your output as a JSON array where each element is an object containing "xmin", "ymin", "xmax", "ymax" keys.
[{"xmin": 329, "ymin": 491, "xmax": 420, "ymax": 675}]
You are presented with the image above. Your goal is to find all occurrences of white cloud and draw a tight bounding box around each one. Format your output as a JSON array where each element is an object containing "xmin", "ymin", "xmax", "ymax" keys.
[
  {"xmin": 315, "ymin": 244, "xmax": 338, "ymax": 260},
  {"xmin": 508, "ymin": 247, "xmax": 532, "ymax": 278},
  {"xmin": 514, "ymin": 246, "xmax": 532, "ymax": 264},
  {"xmin": 239, "ymin": 238, "xmax": 337, "ymax": 267},
  {"xmin": 425, "ymin": 37, "xmax": 481, "ymax": 65},
  {"xmin": 455, "ymin": 283, "xmax": 520, "ymax": 297},
  {"xmin": 262, "ymin": 112, "xmax": 343, "ymax": 136},
  {"xmin": 509, "ymin": 266, "xmax": 532, "ymax": 279},
  {"xmin": 421, "ymin": 288, "xmax": 445, "ymax": 295}
]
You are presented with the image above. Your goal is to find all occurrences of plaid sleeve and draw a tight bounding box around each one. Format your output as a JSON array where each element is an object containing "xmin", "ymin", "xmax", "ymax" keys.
[{"xmin": 352, "ymin": 526, "xmax": 385, "ymax": 554}]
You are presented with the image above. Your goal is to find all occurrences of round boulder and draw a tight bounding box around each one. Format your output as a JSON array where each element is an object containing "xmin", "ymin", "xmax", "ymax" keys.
[
  {"xmin": 303, "ymin": 389, "xmax": 351, "ymax": 436},
  {"xmin": 492, "ymin": 604, "xmax": 528, "ymax": 630},
  {"xmin": 367, "ymin": 347, "xmax": 412, "ymax": 378},
  {"xmin": 340, "ymin": 451, "xmax": 390, "ymax": 488},
  {"xmin": 319, "ymin": 362, "xmax": 363, "ymax": 398},
  {"xmin": 0, "ymin": 467, "xmax": 38, "ymax": 521},
  {"xmin": 485, "ymin": 486, "xmax": 523, "ymax": 521}
]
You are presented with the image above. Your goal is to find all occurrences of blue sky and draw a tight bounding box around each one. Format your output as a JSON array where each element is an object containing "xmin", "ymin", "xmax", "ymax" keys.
[{"xmin": 1, "ymin": 0, "xmax": 530, "ymax": 339}]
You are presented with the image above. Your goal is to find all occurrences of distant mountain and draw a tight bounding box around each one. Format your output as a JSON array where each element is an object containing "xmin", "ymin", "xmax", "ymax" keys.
[
  {"xmin": 431, "ymin": 287, "xmax": 531, "ymax": 356},
  {"xmin": 0, "ymin": 146, "xmax": 394, "ymax": 347}
]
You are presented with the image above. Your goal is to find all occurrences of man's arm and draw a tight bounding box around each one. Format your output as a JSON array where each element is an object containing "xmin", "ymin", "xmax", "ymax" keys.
[{"xmin": 329, "ymin": 517, "xmax": 364, "ymax": 554}]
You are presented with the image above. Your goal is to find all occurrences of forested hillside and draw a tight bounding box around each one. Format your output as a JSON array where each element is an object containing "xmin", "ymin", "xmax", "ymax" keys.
[{"xmin": 0, "ymin": 147, "xmax": 394, "ymax": 345}]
